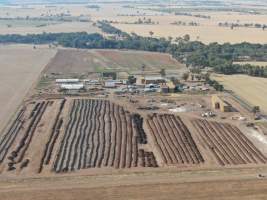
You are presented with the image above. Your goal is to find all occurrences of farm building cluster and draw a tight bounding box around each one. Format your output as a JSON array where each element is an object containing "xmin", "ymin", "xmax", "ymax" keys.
[{"xmin": 54, "ymin": 71, "xmax": 212, "ymax": 95}]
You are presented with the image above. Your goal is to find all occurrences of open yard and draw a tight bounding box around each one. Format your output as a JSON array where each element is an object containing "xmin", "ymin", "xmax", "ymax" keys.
[
  {"xmin": 0, "ymin": 45, "xmax": 56, "ymax": 133},
  {"xmin": 213, "ymin": 74, "xmax": 267, "ymax": 114}
]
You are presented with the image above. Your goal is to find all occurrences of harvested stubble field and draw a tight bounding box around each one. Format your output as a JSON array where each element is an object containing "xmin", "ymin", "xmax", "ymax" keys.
[
  {"xmin": 213, "ymin": 74, "xmax": 267, "ymax": 114},
  {"xmin": 233, "ymin": 61, "xmax": 267, "ymax": 67},
  {"xmin": 0, "ymin": 45, "xmax": 56, "ymax": 133},
  {"xmin": 45, "ymin": 49, "xmax": 185, "ymax": 75},
  {"xmin": 0, "ymin": 21, "xmax": 101, "ymax": 35}
]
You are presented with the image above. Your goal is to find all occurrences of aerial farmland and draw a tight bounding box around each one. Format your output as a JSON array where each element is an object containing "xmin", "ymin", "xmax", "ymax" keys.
[{"xmin": 0, "ymin": 0, "xmax": 267, "ymax": 200}]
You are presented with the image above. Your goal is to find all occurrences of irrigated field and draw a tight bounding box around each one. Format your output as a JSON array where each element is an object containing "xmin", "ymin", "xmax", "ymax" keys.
[
  {"xmin": 45, "ymin": 49, "xmax": 185, "ymax": 75},
  {"xmin": 213, "ymin": 74, "xmax": 267, "ymax": 114},
  {"xmin": 0, "ymin": 45, "xmax": 56, "ymax": 133}
]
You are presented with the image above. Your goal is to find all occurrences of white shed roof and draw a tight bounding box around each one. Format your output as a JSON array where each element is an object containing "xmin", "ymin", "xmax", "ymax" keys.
[
  {"xmin": 56, "ymin": 79, "xmax": 79, "ymax": 83},
  {"xmin": 60, "ymin": 84, "xmax": 84, "ymax": 90}
]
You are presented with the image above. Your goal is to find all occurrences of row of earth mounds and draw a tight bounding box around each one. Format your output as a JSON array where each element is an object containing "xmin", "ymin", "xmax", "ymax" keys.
[
  {"xmin": 146, "ymin": 114, "xmax": 204, "ymax": 165},
  {"xmin": 0, "ymin": 108, "xmax": 25, "ymax": 164},
  {"xmin": 1, "ymin": 98, "xmax": 267, "ymax": 174},
  {"xmin": 192, "ymin": 119, "xmax": 267, "ymax": 166},
  {"xmin": 5, "ymin": 101, "xmax": 51, "ymax": 171},
  {"xmin": 53, "ymin": 99, "xmax": 158, "ymax": 173},
  {"xmin": 39, "ymin": 99, "xmax": 66, "ymax": 173}
]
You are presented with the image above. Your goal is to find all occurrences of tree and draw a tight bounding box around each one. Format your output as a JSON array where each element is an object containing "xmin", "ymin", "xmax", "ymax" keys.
[
  {"xmin": 183, "ymin": 34, "xmax": 190, "ymax": 42},
  {"xmin": 182, "ymin": 72, "xmax": 189, "ymax": 81},
  {"xmin": 149, "ymin": 31, "xmax": 154, "ymax": 37},
  {"xmin": 128, "ymin": 75, "xmax": 136, "ymax": 85},
  {"xmin": 252, "ymin": 106, "xmax": 260, "ymax": 114},
  {"xmin": 141, "ymin": 64, "xmax": 146, "ymax": 73},
  {"xmin": 160, "ymin": 68, "xmax": 166, "ymax": 77}
]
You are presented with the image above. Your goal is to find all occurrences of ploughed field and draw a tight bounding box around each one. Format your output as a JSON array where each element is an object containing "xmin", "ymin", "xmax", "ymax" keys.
[
  {"xmin": 146, "ymin": 114, "xmax": 204, "ymax": 165},
  {"xmin": 52, "ymin": 99, "xmax": 157, "ymax": 172},
  {"xmin": 0, "ymin": 98, "xmax": 266, "ymax": 175},
  {"xmin": 44, "ymin": 49, "xmax": 184, "ymax": 75}
]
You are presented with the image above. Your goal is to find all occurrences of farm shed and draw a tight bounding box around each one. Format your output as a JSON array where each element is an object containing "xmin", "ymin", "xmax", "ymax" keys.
[
  {"xmin": 56, "ymin": 79, "xmax": 79, "ymax": 84},
  {"xmin": 161, "ymin": 85, "xmax": 169, "ymax": 93},
  {"xmin": 60, "ymin": 84, "xmax": 84, "ymax": 90},
  {"xmin": 104, "ymin": 81, "xmax": 117, "ymax": 88},
  {"xmin": 211, "ymin": 95, "xmax": 232, "ymax": 112},
  {"xmin": 140, "ymin": 76, "xmax": 166, "ymax": 85}
]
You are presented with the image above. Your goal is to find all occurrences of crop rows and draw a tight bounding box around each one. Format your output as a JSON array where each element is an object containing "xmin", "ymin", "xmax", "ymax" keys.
[
  {"xmin": 0, "ymin": 108, "xmax": 26, "ymax": 164},
  {"xmin": 133, "ymin": 114, "xmax": 147, "ymax": 144},
  {"xmin": 53, "ymin": 99, "xmax": 157, "ymax": 173},
  {"xmin": 6, "ymin": 101, "xmax": 50, "ymax": 171},
  {"xmin": 146, "ymin": 114, "xmax": 204, "ymax": 165},
  {"xmin": 138, "ymin": 149, "xmax": 158, "ymax": 167},
  {"xmin": 192, "ymin": 119, "xmax": 267, "ymax": 166},
  {"xmin": 39, "ymin": 99, "xmax": 66, "ymax": 173}
]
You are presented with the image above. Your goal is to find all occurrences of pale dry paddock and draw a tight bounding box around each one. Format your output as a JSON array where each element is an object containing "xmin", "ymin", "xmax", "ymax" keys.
[
  {"xmin": 213, "ymin": 74, "xmax": 267, "ymax": 114},
  {"xmin": 114, "ymin": 23, "xmax": 267, "ymax": 44},
  {"xmin": 0, "ymin": 45, "xmax": 56, "ymax": 133},
  {"xmin": 0, "ymin": 22, "xmax": 100, "ymax": 35},
  {"xmin": 233, "ymin": 61, "xmax": 267, "ymax": 67}
]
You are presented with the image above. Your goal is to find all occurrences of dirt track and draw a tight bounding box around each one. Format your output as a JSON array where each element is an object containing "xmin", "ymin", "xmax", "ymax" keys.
[{"xmin": 1, "ymin": 167, "xmax": 267, "ymax": 200}]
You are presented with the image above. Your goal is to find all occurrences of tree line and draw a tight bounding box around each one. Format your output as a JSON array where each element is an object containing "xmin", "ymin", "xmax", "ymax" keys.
[{"xmin": 0, "ymin": 22, "xmax": 266, "ymax": 77}]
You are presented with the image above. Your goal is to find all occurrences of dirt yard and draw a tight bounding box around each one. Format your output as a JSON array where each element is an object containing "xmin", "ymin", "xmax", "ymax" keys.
[
  {"xmin": 213, "ymin": 74, "xmax": 267, "ymax": 114},
  {"xmin": 0, "ymin": 45, "xmax": 56, "ymax": 133}
]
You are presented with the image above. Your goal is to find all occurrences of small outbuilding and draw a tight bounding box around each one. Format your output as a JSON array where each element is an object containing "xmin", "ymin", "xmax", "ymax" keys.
[{"xmin": 211, "ymin": 95, "xmax": 232, "ymax": 112}]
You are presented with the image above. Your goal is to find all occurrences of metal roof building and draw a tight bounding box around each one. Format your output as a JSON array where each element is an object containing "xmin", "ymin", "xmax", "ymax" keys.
[
  {"xmin": 60, "ymin": 84, "xmax": 84, "ymax": 90},
  {"xmin": 56, "ymin": 79, "xmax": 80, "ymax": 84}
]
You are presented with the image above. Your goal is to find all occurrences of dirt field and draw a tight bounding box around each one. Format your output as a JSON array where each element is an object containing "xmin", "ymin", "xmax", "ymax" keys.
[
  {"xmin": 1, "ymin": 4, "xmax": 267, "ymax": 43},
  {"xmin": 1, "ymin": 97, "xmax": 266, "ymax": 175},
  {"xmin": 0, "ymin": 45, "xmax": 56, "ymax": 133},
  {"xmin": 0, "ymin": 21, "xmax": 101, "ymax": 35},
  {"xmin": 44, "ymin": 49, "xmax": 185, "ymax": 75},
  {"xmin": 213, "ymin": 74, "xmax": 267, "ymax": 114},
  {"xmin": 1, "ymin": 89, "xmax": 267, "ymax": 199},
  {"xmin": 1, "ymin": 167, "xmax": 267, "ymax": 200},
  {"xmin": 233, "ymin": 61, "xmax": 267, "ymax": 67}
]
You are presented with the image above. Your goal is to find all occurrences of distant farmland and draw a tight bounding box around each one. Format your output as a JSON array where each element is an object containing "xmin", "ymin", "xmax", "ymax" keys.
[{"xmin": 213, "ymin": 74, "xmax": 267, "ymax": 114}]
